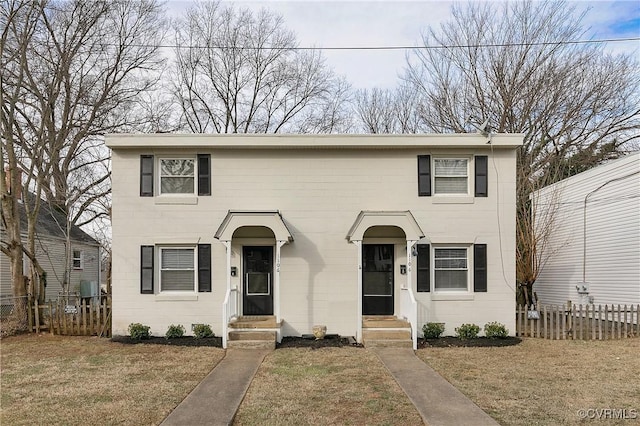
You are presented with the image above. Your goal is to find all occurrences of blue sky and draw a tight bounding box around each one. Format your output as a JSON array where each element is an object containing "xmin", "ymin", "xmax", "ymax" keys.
[{"xmin": 168, "ymin": 0, "xmax": 640, "ymax": 89}]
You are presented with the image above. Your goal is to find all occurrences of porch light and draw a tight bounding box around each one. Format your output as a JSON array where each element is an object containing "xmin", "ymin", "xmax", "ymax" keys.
[
  {"xmin": 230, "ymin": 266, "xmax": 237, "ymax": 277},
  {"xmin": 400, "ymin": 264, "xmax": 407, "ymax": 275}
]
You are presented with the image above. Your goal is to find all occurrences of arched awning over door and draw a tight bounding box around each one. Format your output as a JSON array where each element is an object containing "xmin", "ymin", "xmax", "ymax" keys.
[
  {"xmin": 346, "ymin": 210, "xmax": 424, "ymax": 242},
  {"xmin": 215, "ymin": 210, "xmax": 293, "ymax": 242}
]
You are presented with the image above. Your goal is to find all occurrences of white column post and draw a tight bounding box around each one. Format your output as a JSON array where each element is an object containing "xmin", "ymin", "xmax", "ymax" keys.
[
  {"xmin": 275, "ymin": 240, "xmax": 285, "ymax": 327},
  {"xmin": 222, "ymin": 240, "xmax": 231, "ymax": 349},
  {"xmin": 353, "ymin": 240, "xmax": 363, "ymax": 344},
  {"xmin": 406, "ymin": 240, "xmax": 417, "ymax": 290}
]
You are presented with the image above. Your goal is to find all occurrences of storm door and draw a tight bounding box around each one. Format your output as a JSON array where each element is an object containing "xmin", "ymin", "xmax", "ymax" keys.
[
  {"xmin": 362, "ymin": 244, "xmax": 394, "ymax": 315},
  {"xmin": 242, "ymin": 246, "xmax": 274, "ymax": 315}
]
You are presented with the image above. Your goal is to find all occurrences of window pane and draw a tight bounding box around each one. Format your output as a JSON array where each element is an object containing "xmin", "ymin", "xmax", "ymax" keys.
[
  {"xmin": 161, "ymin": 270, "xmax": 194, "ymax": 291},
  {"xmin": 435, "ymin": 249, "xmax": 467, "ymax": 259},
  {"xmin": 161, "ymin": 249, "xmax": 194, "ymax": 269},
  {"xmin": 435, "ymin": 159, "xmax": 467, "ymax": 176},
  {"xmin": 435, "ymin": 270, "xmax": 468, "ymax": 290},
  {"xmin": 435, "ymin": 258, "xmax": 467, "ymax": 269},
  {"xmin": 247, "ymin": 273, "xmax": 270, "ymax": 295},
  {"xmin": 161, "ymin": 177, "xmax": 194, "ymax": 194},
  {"xmin": 160, "ymin": 159, "xmax": 194, "ymax": 177},
  {"xmin": 435, "ymin": 177, "xmax": 467, "ymax": 194}
]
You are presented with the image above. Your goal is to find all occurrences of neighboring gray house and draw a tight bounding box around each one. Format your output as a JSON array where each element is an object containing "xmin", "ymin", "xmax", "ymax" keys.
[
  {"xmin": 533, "ymin": 152, "xmax": 640, "ymax": 306},
  {"xmin": 0, "ymin": 200, "xmax": 101, "ymax": 302}
]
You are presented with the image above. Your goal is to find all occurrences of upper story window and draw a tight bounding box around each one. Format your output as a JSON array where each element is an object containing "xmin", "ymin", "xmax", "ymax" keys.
[
  {"xmin": 72, "ymin": 250, "xmax": 83, "ymax": 270},
  {"xmin": 434, "ymin": 159, "xmax": 468, "ymax": 195},
  {"xmin": 160, "ymin": 159, "xmax": 195, "ymax": 195},
  {"xmin": 140, "ymin": 154, "xmax": 210, "ymax": 197},
  {"xmin": 417, "ymin": 155, "xmax": 487, "ymax": 198}
]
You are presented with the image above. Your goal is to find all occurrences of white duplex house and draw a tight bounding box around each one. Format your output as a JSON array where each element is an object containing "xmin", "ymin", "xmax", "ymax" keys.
[{"xmin": 107, "ymin": 134, "xmax": 522, "ymax": 348}]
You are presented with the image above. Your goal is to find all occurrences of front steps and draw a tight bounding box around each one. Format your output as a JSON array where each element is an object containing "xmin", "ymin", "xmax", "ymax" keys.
[
  {"xmin": 227, "ymin": 316, "xmax": 280, "ymax": 349},
  {"xmin": 362, "ymin": 316, "xmax": 413, "ymax": 348}
]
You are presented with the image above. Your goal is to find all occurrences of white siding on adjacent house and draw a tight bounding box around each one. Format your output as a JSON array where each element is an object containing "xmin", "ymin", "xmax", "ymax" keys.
[{"xmin": 533, "ymin": 153, "xmax": 640, "ymax": 306}]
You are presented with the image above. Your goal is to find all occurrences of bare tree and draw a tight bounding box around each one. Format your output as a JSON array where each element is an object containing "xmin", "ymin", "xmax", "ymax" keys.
[
  {"xmin": 353, "ymin": 85, "xmax": 423, "ymax": 134},
  {"xmin": 172, "ymin": 1, "xmax": 349, "ymax": 133},
  {"xmin": 402, "ymin": 0, "xmax": 640, "ymax": 303},
  {"xmin": 1, "ymin": 0, "xmax": 166, "ymax": 311}
]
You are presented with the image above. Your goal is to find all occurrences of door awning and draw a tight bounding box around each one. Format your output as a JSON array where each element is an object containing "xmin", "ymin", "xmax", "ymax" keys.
[
  {"xmin": 215, "ymin": 210, "xmax": 294, "ymax": 242},
  {"xmin": 346, "ymin": 211, "xmax": 424, "ymax": 242}
]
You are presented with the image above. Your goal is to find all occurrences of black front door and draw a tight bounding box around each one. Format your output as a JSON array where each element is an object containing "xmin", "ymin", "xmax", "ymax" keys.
[
  {"xmin": 243, "ymin": 246, "xmax": 274, "ymax": 315},
  {"xmin": 362, "ymin": 244, "xmax": 394, "ymax": 315}
]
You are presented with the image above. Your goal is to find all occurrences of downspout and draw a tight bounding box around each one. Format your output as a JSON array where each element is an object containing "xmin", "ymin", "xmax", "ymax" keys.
[{"xmin": 582, "ymin": 170, "xmax": 639, "ymax": 282}]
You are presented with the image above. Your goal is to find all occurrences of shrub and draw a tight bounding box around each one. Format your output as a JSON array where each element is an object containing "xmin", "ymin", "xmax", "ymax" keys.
[
  {"xmin": 193, "ymin": 324, "xmax": 215, "ymax": 339},
  {"xmin": 484, "ymin": 321, "xmax": 509, "ymax": 339},
  {"xmin": 455, "ymin": 323, "xmax": 480, "ymax": 340},
  {"xmin": 422, "ymin": 322, "xmax": 445, "ymax": 339},
  {"xmin": 165, "ymin": 324, "xmax": 185, "ymax": 339},
  {"xmin": 128, "ymin": 323, "xmax": 151, "ymax": 340}
]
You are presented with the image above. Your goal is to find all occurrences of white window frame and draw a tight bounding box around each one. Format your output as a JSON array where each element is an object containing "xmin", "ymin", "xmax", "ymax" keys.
[
  {"xmin": 159, "ymin": 246, "xmax": 197, "ymax": 293},
  {"xmin": 158, "ymin": 157, "xmax": 196, "ymax": 196},
  {"xmin": 433, "ymin": 157, "xmax": 470, "ymax": 195},
  {"xmin": 433, "ymin": 246, "xmax": 470, "ymax": 293},
  {"xmin": 72, "ymin": 250, "xmax": 83, "ymax": 270}
]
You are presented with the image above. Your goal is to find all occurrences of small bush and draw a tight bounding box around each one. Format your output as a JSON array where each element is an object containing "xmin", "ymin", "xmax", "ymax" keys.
[
  {"xmin": 128, "ymin": 323, "xmax": 151, "ymax": 340},
  {"xmin": 165, "ymin": 324, "xmax": 185, "ymax": 339},
  {"xmin": 484, "ymin": 321, "xmax": 509, "ymax": 339},
  {"xmin": 193, "ymin": 324, "xmax": 215, "ymax": 339},
  {"xmin": 455, "ymin": 323, "xmax": 480, "ymax": 340},
  {"xmin": 422, "ymin": 322, "xmax": 445, "ymax": 339}
]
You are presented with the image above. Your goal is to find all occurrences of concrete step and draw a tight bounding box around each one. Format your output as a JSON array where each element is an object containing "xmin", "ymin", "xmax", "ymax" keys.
[
  {"xmin": 363, "ymin": 329, "xmax": 411, "ymax": 340},
  {"xmin": 229, "ymin": 330, "xmax": 276, "ymax": 341},
  {"xmin": 227, "ymin": 339, "xmax": 276, "ymax": 350},
  {"xmin": 229, "ymin": 315, "xmax": 279, "ymax": 329},
  {"xmin": 362, "ymin": 315, "xmax": 411, "ymax": 329},
  {"xmin": 364, "ymin": 339, "xmax": 413, "ymax": 348}
]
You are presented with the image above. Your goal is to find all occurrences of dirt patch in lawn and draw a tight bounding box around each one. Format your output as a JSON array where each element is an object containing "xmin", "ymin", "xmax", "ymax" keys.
[
  {"xmin": 420, "ymin": 336, "xmax": 522, "ymax": 348},
  {"xmin": 417, "ymin": 338, "xmax": 640, "ymax": 425},
  {"xmin": 1, "ymin": 334, "xmax": 224, "ymax": 426}
]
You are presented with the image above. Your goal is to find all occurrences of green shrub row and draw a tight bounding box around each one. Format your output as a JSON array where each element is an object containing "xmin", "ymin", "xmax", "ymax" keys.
[
  {"xmin": 422, "ymin": 321, "xmax": 509, "ymax": 339},
  {"xmin": 127, "ymin": 323, "xmax": 215, "ymax": 339}
]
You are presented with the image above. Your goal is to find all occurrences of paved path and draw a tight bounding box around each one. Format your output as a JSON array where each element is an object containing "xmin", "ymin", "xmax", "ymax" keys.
[
  {"xmin": 372, "ymin": 347, "xmax": 499, "ymax": 426},
  {"xmin": 161, "ymin": 349, "xmax": 270, "ymax": 426}
]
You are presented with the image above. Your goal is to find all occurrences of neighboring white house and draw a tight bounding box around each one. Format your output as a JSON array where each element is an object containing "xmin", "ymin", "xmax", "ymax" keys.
[
  {"xmin": 0, "ymin": 201, "xmax": 101, "ymax": 303},
  {"xmin": 533, "ymin": 152, "xmax": 640, "ymax": 306},
  {"xmin": 106, "ymin": 133, "xmax": 522, "ymax": 348}
]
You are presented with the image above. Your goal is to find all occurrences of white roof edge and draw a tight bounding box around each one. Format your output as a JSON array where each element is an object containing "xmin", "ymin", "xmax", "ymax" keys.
[
  {"xmin": 533, "ymin": 151, "xmax": 640, "ymax": 195},
  {"xmin": 105, "ymin": 133, "xmax": 524, "ymax": 149}
]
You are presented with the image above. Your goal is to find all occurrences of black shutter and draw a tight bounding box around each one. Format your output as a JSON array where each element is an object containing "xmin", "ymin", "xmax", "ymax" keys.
[
  {"xmin": 475, "ymin": 155, "xmax": 488, "ymax": 197},
  {"xmin": 197, "ymin": 154, "xmax": 211, "ymax": 196},
  {"xmin": 416, "ymin": 244, "xmax": 430, "ymax": 292},
  {"xmin": 140, "ymin": 155, "xmax": 154, "ymax": 197},
  {"xmin": 474, "ymin": 244, "xmax": 487, "ymax": 292},
  {"xmin": 141, "ymin": 245, "xmax": 154, "ymax": 294},
  {"xmin": 418, "ymin": 155, "xmax": 431, "ymax": 196},
  {"xmin": 198, "ymin": 244, "xmax": 212, "ymax": 292}
]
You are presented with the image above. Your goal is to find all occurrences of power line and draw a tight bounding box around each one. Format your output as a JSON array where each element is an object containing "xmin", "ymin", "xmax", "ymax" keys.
[{"xmin": 151, "ymin": 37, "xmax": 640, "ymax": 51}]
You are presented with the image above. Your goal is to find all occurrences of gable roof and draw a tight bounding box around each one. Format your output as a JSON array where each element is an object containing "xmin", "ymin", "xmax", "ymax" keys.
[{"xmin": 5, "ymin": 196, "xmax": 100, "ymax": 246}]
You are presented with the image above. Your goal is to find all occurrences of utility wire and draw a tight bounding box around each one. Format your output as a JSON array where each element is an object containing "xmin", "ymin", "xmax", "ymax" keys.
[{"xmin": 135, "ymin": 37, "xmax": 640, "ymax": 51}]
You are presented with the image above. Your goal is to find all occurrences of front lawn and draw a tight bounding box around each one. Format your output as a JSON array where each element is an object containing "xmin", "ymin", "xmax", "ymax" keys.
[
  {"xmin": 417, "ymin": 338, "xmax": 640, "ymax": 425},
  {"xmin": 1, "ymin": 334, "xmax": 224, "ymax": 425}
]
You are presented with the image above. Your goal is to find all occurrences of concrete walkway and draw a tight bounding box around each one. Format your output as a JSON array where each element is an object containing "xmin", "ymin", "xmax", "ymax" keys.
[
  {"xmin": 161, "ymin": 349, "xmax": 270, "ymax": 426},
  {"xmin": 372, "ymin": 348, "xmax": 499, "ymax": 426}
]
